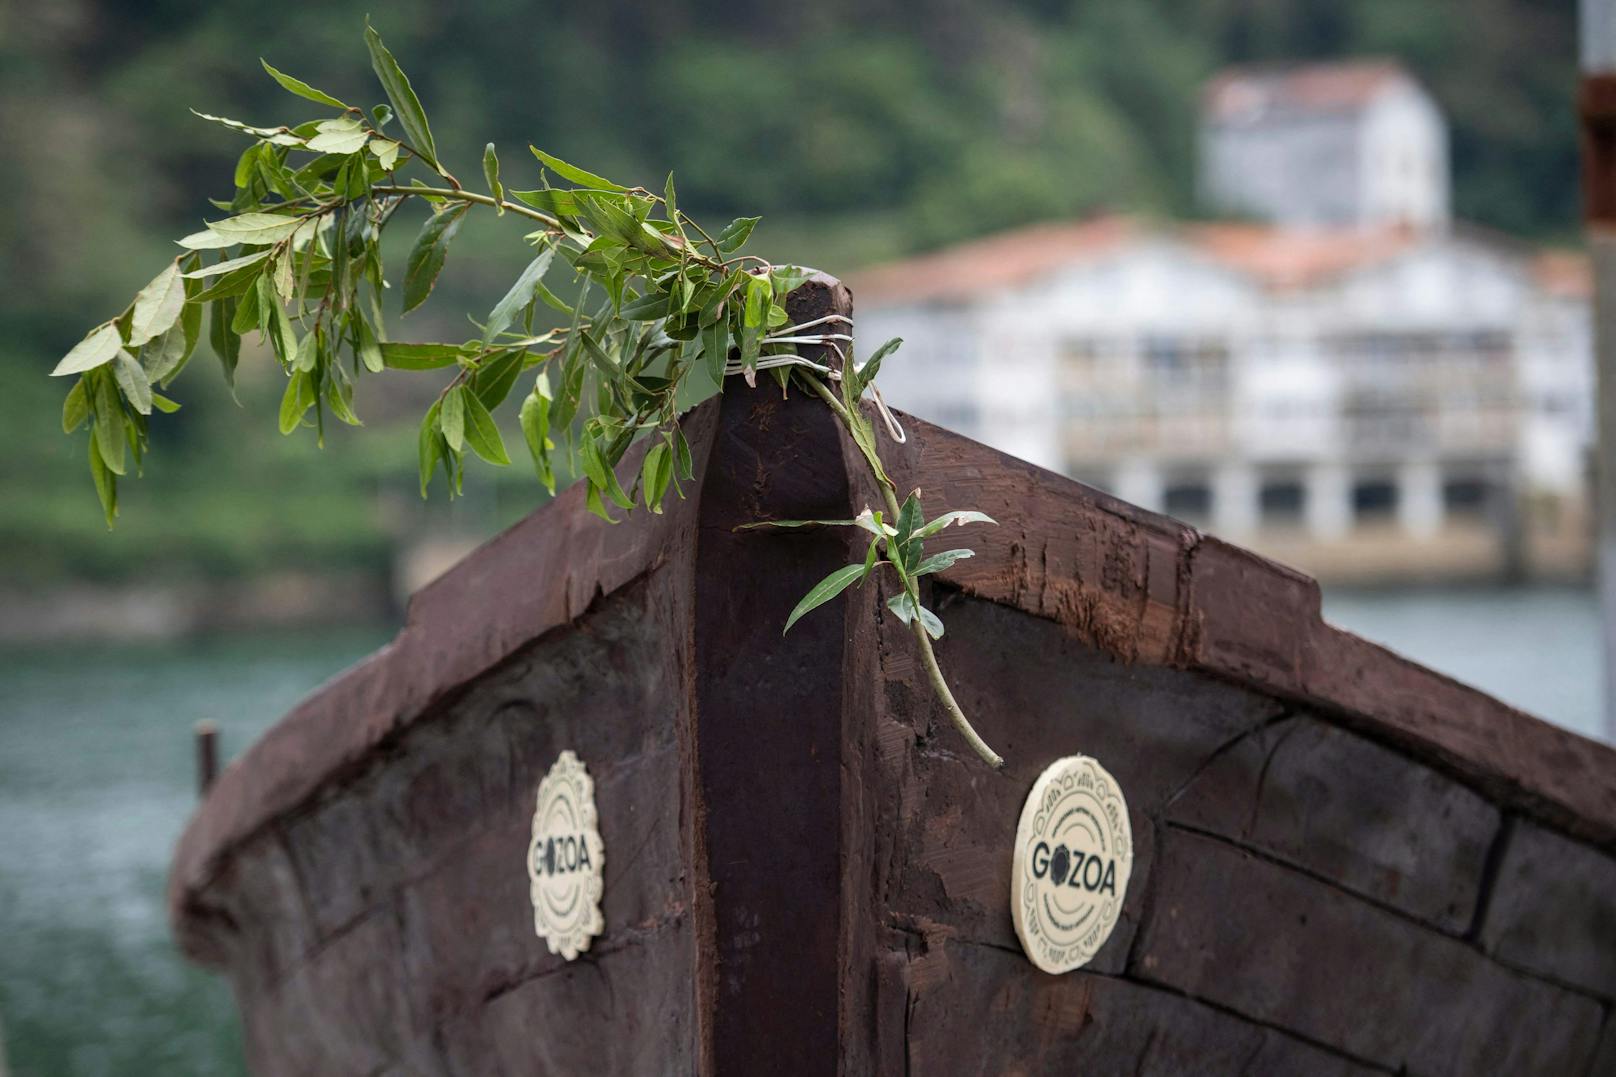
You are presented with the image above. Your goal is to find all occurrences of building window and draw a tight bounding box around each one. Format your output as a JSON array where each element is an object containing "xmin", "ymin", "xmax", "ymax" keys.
[
  {"xmin": 1443, "ymin": 477, "xmax": 1492, "ymax": 519},
  {"xmin": 1164, "ymin": 480, "xmax": 1213, "ymax": 522},
  {"xmin": 1141, "ymin": 335, "xmax": 1229, "ymax": 400},
  {"xmin": 1352, "ymin": 478, "xmax": 1399, "ymax": 523},
  {"xmin": 1259, "ymin": 480, "xmax": 1306, "ymax": 526}
]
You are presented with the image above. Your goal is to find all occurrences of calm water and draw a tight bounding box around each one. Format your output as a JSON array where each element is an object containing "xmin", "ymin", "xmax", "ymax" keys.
[
  {"xmin": 0, "ymin": 630, "xmax": 389, "ymax": 1077},
  {"xmin": 0, "ymin": 589, "xmax": 1603, "ymax": 1074}
]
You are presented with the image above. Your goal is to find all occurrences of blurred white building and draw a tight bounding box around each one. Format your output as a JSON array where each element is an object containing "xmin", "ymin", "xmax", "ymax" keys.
[
  {"xmin": 854, "ymin": 62, "xmax": 1591, "ymax": 583},
  {"xmin": 1202, "ymin": 60, "xmax": 1449, "ymax": 232}
]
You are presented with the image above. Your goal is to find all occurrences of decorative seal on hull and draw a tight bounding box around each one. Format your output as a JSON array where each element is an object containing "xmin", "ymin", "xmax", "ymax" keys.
[
  {"xmin": 1011, "ymin": 754, "xmax": 1133, "ymax": 974},
  {"xmin": 527, "ymin": 750, "xmax": 605, "ymax": 960}
]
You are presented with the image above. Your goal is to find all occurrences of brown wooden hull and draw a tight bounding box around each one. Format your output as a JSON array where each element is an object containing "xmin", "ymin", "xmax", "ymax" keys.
[{"xmin": 171, "ymin": 285, "xmax": 1616, "ymax": 1074}]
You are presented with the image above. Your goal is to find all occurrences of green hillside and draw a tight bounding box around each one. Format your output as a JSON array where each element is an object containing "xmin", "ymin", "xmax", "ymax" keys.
[{"xmin": 0, "ymin": 0, "xmax": 1579, "ymax": 587}]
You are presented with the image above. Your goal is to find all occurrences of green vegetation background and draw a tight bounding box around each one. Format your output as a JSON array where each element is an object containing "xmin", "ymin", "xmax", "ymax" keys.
[{"xmin": 1, "ymin": 0, "xmax": 1579, "ymax": 591}]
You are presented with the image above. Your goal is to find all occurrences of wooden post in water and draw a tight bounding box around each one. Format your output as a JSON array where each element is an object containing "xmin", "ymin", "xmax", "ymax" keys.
[
  {"xmin": 1583, "ymin": 0, "xmax": 1616, "ymax": 741},
  {"xmin": 195, "ymin": 720, "xmax": 219, "ymax": 796}
]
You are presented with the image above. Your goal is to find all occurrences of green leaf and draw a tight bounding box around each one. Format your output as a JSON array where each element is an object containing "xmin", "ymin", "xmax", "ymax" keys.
[
  {"xmin": 617, "ymin": 291, "xmax": 671, "ymax": 321},
  {"xmin": 640, "ymin": 442, "xmax": 671, "ymax": 511},
  {"xmin": 508, "ymin": 188, "xmax": 581, "ymax": 219},
  {"xmin": 260, "ymin": 59, "xmax": 350, "ymax": 109},
  {"xmin": 128, "ymin": 263, "xmax": 186, "ymax": 346},
  {"xmin": 529, "ymin": 147, "xmax": 627, "ymax": 192},
  {"xmin": 88, "ymin": 434, "xmax": 117, "ymax": 528},
  {"xmin": 370, "ymin": 138, "xmax": 401, "ymax": 171},
  {"xmin": 380, "ymin": 342, "xmax": 466, "ymax": 370},
  {"xmin": 578, "ymin": 329, "xmax": 631, "ymax": 387},
  {"xmin": 364, "ymin": 20, "xmax": 439, "ymax": 171},
  {"xmin": 51, "ymin": 324, "xmax": 122, "ymax": 377},
  {"xmin": 181, "ymin": 249, "xmax": 272, "ymax": 279},
  {"xmin": 579, "ymin": 435, "xmax": 633, "ymax": 509},
  {"xmin": 663, "ymin": 172, "xmax": 680, "ymax": 221},
  {"xmin": 886, "ymin": 593, "xmax": 944, "ymax": 639},
  {"xmin": 674, "ymin": 427, "xmax": 694, "ymax": 481},
  {"xmin": 262, "ymin": 277, "xmax": 297, "ymax": 365},
  {"xmin": 915, "ymin": 510, "xmax": 998, "ymax": 540},
  {"xmin": 91, "ymin": 372, "xmax": 126, "ymax": 475},
  {"xmin": 324, "ymin": 371, "xmax": 362, "ymax": 427},
  {"xmin": 306, "ymin": 117, "xmax": 370, "ymax": 154},
  {"xmin": 62, "ymin": 379, "xmax": 89, "ymax": 433},
  {"xmin": 440, "ymin": 385, "xmax": 466, "ymax": 452},
  {"xmin": 482, "ymin": 143, "xmax": 504, "ymax": 214},
  {"xmin": 190, "ymin": 110, "xmax": 304, "ymax": 146},
  {"xmin": 150, "ymin": 392, "xmax": 182, "ymax": 414},
  {"xmin": 770, "ymin": 265, "xmax": 812, "ymax": 295},
  {"xmin": 895, "ymin": 491, "xmax": 923, "ymax": 543},
  {"xmin": 784, "ymin": 564, "xmax": 866, "ymax": 634},
  {"xmin": 855, "ymin": 337, "xmax": 902, "ymax": 395},
  {"xmin": 230, "ymin": 282, "xmax": 261, "ymax": 334},
  {"xmin": 142, "ymin": 323, "xmax": 189, "ymax": 384},
  {"xmin": 417, "ymin": 402, "xmax": 442, "ymax": 497},
  {"xmin": 585, "ymin": 482, "xmax": 616, "ymax": 523},
  {"xmin": 112, "ymin": 350, "xmax": 153, "ymax": 415},
  {"xmin": 701, "ymin": 318, "xmax": 729, "ymax": 383},
  {"xmin": 403, "ymin": 204, "xmax": 467, "ymax": 313},
  {"xmin": 355, "ymin": 316, "xmax": 385, "ymax": 373},
  {"xmin": 914, "ymin": 549, "xmax": 974, "ymax": 576},
  {"xmin": 861, "ymin": 537, "xmax": 881, "ymax": 581},
  {"xmin": 483, "ymin": 247, "xmax": 555, "ymax": 343},
  {"xmin": 209, "ymin": 299, "xmax": 241, "ymax": 384},
  {"xmin": 459, "ymin": 387, "xmax": 510, "ymax": 466},
  {"xmin": 278, "ymin": 370, "xmax": 316, "ymax": 434},
  {"xmin": 740, "ymin": 273, "xmax": 770, "ymax": 370},
  {"xmin": 718, "ymin": 216, "xmax": 760, "ymax": 252},
  {"xmin": 519, "ymin": 377, "xmax": 555, "ymax": 493},
  {"xmin": 472, "ymin": 348, "xmax": 524, "ymax": 410},
  {"xmin": 178, "ymin": 212, "xmax": 304, "ymax": 250},
  {"xmin": 846, "ymin": 508, "xmax": 884, "ymax": 539},
  {"xmin": 293, "ymin": 329, "xmax": 319, "ymax": 373}
]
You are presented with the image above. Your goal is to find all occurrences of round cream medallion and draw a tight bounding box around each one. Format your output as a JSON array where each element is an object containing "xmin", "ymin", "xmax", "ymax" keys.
[
  {"xmin": 1011, "ymin": 754, "xmax": 1133, "ymax": 974},
  {"xmin": 527, "ymin": 750, "xmax": 605, "ymax": 960}
]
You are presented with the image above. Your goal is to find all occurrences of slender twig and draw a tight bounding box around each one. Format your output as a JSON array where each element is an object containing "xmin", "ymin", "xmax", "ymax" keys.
[
  {"xmin": 372, "ymin": 184, "xmax": 562, "ymax": 229},
  {"xmin": 798, "ymin": 371, "xmax": 1004, "ymax": 768}
]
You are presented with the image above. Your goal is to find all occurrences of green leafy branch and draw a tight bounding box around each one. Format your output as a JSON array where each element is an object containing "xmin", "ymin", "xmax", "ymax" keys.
[{"xmin": 46, "ymin": 21, "xmax": 1005, "ymax": 768}]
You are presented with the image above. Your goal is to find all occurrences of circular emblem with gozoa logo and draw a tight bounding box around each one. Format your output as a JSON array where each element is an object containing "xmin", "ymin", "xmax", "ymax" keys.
[
  {"xmin": 1011, "ymin": 754, "xmax": 1133, "ymax": 974},
  {"xmin": 527, "ymin": 750, "xmax": 605, "ymax": 961}
]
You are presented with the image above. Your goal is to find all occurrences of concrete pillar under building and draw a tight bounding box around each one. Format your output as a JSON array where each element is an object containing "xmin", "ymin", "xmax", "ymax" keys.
[
  {"xmin": 1398, "ymin": 460, "xmax": 1444, "ymax": 539},
  {"xmin": 1212, "ymin": 462, "xmax": 1259, "ymax": 538},
  {"xmin": 1113, "ymin": 459, "xmax": 1164, "ymax": 514},
  {"xmin": 1305, "ymin": 463, "xmax": 1352, "ymax": 540}
]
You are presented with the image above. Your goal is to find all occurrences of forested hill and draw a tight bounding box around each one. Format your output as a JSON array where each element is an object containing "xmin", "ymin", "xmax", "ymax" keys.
[{"xmin": 0, "ymin": 0, "xmax": 1579, "ymax": 593}]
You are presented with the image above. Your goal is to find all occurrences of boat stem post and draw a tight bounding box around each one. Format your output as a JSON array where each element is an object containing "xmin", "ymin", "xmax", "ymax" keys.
[{"xmin": 195, "ymin": 720, "xmax": 219, "ymax": 796}]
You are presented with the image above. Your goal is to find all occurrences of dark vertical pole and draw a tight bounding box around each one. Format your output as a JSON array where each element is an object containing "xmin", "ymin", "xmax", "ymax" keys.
[
  {"xmin": 692, "ymin": 275, "xmax": 855, "ymax": 1076},
  {"xmin": 1582, "ymin": 1, "xmax": 1616, "ymax": 740},
  {"xmin": 195, "ymin": 720, "xmax": 219, "ymax": 796}
]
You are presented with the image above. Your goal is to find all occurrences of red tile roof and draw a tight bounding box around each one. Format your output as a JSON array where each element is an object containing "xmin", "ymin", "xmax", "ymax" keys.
[
  {"xmin": 847, "ymin": 217, "xmax": 1137, "ymax": 306},
  {"xmin": 1203, "ymin": 59, "xmax": 1412, "ymax": 123},
  {"xmin": 849, "ymin": 216, "xmax": 1420, "ymax": 304},
  {"xmin": 1185, "ymin": 221, "xmax": 1415, "ymax": 290},
  {"xmin": 848, "ymin": 215, "xmax": 1589, "ymax": 307}
]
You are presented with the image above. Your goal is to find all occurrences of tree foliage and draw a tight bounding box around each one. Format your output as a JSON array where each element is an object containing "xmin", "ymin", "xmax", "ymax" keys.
[{"xmin": 47, "ymin": 23, "xmax": 1006, "ymax": 767}]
